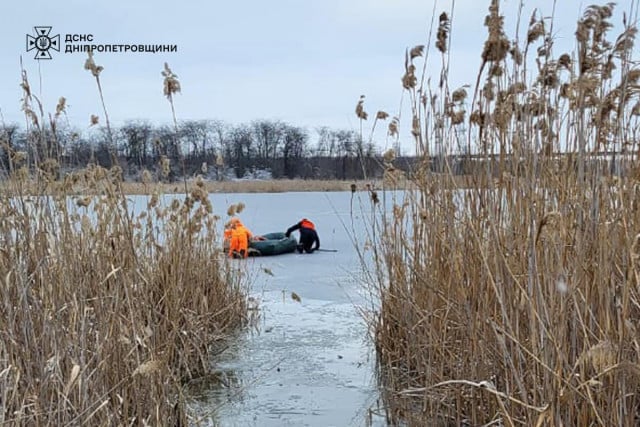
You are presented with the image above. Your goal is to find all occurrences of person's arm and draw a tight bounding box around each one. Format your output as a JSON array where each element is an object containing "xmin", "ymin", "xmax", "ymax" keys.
[{"xmin": 285, "ymin": 222, "xmax": 301, "ymax": 237}]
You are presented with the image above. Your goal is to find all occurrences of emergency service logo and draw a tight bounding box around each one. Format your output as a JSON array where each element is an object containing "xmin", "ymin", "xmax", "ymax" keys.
[{"xmin": 26, "ymin": 26, "xmax": 60, "ymax": 60}]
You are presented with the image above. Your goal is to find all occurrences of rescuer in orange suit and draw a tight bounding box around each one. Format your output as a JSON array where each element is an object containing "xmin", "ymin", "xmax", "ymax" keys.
[
  {"xmin": 285, "ymin": 218, "xmax": 320, "ymax": 254},
  {"xmin": 224, "ymin": 217, "xmax": 254, "ymax": 258}
]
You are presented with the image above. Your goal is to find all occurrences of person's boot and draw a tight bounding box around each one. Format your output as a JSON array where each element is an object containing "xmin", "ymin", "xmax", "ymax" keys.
[{"xmin": 296, "ymin": 244, "xmax": 303, "ymax": 254}]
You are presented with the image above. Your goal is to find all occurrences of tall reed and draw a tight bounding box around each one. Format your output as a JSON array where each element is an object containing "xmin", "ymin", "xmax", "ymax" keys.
[
  {"xmin": 366, "ymin": 1, "xmax": 640, "ymax": 425},
  {"xmin": 0, "ymin": 63, "xmax": 247, "ymax": 425}
]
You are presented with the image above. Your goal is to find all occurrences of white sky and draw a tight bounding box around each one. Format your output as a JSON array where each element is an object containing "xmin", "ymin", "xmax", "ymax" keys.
[{"xmin": 0, "ymin": 0, "xmax": 637, "ymax": 153}]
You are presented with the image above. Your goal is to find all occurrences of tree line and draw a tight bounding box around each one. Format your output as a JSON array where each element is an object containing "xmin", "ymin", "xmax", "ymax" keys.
[{"xmin": 0, "ymin": 119, "xmax": 397, "ymax": 180}]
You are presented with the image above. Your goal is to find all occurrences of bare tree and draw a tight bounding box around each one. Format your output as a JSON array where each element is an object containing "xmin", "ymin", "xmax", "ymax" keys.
[
  {"xmin": 281, "ymin": 125, "xmax": 308, "ymax": 178},
  {"xmin": 252, "ymin": 120, "xmax": 284, "ymax": 165},
  {"xmin": 229, "ymin": 124, "xmax": 254, "ymax": 178},
  {"xmin": 121, "ymin": 120, "xmax": 153, "ymax": 169},
  {"xmin": 208, "ymin": 119, "xmax": 228, "ymax": 156},
  {"xmin": 315, "ymin": 126, "xmax": 337, "ymax": 157},
  {"xmin": 180, "ymin": 120, "xmax": 212, "ymax": 159}
]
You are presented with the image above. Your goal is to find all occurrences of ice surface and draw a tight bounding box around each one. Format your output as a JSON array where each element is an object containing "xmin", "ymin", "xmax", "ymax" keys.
[{"xmin": 186, "ymin": 190, "xmax": 393, "ymax": 427}]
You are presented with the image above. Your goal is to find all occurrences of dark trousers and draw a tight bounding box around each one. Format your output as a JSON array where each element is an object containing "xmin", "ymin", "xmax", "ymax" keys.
[{"xmin": 297, "ymin": 228, "xmax": 316, "ymax": 253}]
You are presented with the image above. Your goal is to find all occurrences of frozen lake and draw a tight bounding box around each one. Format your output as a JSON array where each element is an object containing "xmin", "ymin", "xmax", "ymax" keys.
[{"xmin": 181, "ymin": 190, "xmax": 391, "ymax": 426}]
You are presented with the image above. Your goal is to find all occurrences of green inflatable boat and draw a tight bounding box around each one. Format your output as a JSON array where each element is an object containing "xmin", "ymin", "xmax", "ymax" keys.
[{"xmin": 249, "ymin": 232, "xmax": 297, "ymax": 256}]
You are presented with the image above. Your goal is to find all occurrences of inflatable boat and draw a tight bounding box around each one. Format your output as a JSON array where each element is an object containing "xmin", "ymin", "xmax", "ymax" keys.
[{"xmin": 249, "ymin": 232, "xmax": 298, "ymax": 256}]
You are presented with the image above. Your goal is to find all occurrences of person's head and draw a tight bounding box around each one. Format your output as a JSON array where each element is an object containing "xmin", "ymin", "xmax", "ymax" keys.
[{"xmin": 226, "ymin": 217, "xmax": 242, "ymax": 229}]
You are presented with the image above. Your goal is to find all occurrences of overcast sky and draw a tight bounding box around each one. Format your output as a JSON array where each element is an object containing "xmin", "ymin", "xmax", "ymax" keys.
[{"xmin": 0, "ymin": 0, "xmax": 636, "ymax": 153}]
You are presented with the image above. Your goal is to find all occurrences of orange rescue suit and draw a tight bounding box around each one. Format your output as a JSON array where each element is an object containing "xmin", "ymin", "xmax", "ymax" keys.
[{"xmin": 228, "ymin": 224, "xmax": 252, "ymax": 258}]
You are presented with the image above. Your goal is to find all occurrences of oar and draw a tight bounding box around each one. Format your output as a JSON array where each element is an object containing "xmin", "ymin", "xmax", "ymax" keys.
[{"xmin": 316, "ymin": 248, "xmax": 338, "ymax": 253}]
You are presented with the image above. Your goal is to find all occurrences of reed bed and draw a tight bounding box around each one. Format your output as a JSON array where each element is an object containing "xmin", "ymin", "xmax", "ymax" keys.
[
  {"xmin": 0, "ymin": 60, "xmax": 247, "ymax": 425},
  {"xmin": 0, "ymin": 164, "xmax": 247, "ymax": 425},
  {"xmin": 0, "ymin": 176, "xmax": 394, "ymax": 196},
  {"xmin": 0, "ymin": 176, "xmax": 491, "ymax": 196},
  {"xmin": 365, "ymin": 1, "xmax": 640, "ymax": 425},
  {"xmin": 121, "ymin": 178, "xmax": 389, "ymax": 195}
]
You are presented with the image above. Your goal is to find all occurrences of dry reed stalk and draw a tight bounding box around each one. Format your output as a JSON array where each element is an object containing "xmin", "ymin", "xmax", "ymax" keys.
[
  {"xmin": 84, "ymin": 51, "xmax": 116, "ymax": 166},
  {"xmin": 161, "ymin": 62, "xmax": 188, "ymax": 195}
]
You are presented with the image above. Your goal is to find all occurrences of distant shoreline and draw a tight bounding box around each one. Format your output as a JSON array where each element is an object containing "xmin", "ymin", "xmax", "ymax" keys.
[
  {"xmin": 0, "ymin": 175, "xmax": 488, "ymax": 195},
  {"xmin": 120, "ymin": 179, "xmax": 381, "ymax": 195},
  {"xmin": 0, "ymin": 178, "xmax": 384, "ymax": 195}
]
